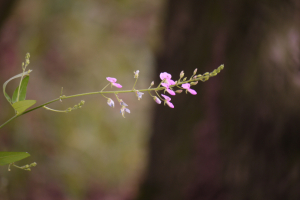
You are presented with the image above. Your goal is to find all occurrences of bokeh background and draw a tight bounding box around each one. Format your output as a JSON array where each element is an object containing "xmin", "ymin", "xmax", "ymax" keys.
[
  {"xmin": 0, "ymin": 0, "xmax": 163, "ymax": 199},
  {"xmin": 1, "ymin": 0, "xmax": 300, "ymax": 200}
]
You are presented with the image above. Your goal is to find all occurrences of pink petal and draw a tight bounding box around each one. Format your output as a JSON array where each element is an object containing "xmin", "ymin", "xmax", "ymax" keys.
[
  {"xmin": 181, "ymin": 83, "xmax": 190, "ymax": 89},
  {"xmin": 154, "ymin": 96, "xmax": 161, "ymax": 104},
  {"xmin": 161, "ymin": 94, "xmax": 171, "ymax": 101},
  {"xmin": 166, "ymin": 89, "xmax": 176, "ymax": 96},
  {"xmin": 161, "ymin": 83, "xmax": 169, "ymax": 88},
  {"xmin": 160, "ymin": 72, "xmax": 172, "ymax": 81},
  {"xmin": 166, "ymin": 101, "xmax": 174, "ymax": 108},
  {"xmin": 106, "ymin": 77, "xmax": 117, "ymax": 83},
  {"xmin": 188, "ymin": 88, "xmax": 197, "ymax": 95},
  {"xmin": 112, "ymin": 83, "xmax": 122, "ymax": 88},
  {"xmin": 167, "ymin": 79, "xmax": 176, "ymax": 85}
]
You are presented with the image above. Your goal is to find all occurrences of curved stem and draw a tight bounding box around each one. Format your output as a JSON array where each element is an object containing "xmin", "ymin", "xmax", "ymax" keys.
[{"xmin": 43, "ymin": 106, "xmax": 68, "ymax": 113}]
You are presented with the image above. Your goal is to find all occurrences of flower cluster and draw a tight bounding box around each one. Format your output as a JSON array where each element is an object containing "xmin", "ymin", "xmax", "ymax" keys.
[
  {"xmin": 0, "ymin": 52, "xmax": 224, "ymax": 171},
  {"xmin": 103, "ymin": 65, "xmax": 224, "ymax": 116}
]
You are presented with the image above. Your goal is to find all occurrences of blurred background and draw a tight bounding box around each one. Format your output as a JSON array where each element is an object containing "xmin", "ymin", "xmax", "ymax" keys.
[{"xmin": 1, "ymin": 0, "xmax": 300, "ymax": 200}]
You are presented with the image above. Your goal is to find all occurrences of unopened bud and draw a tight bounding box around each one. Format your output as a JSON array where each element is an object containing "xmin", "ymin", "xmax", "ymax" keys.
[
  {"xmin": 193, "ymin": 68, "xmax": 198, "ymax": 75},
  {"xmin": 180, "ymin": 71, "xmax": 184, "ymax": 79},
  {"xmin": 150, "ymin": 81, "xmax": 154, "ymax": 86},
  {"xmin": 153, "ymin": 96, "xmax": 161, "ymax": 104},
  {"xmin": 203, "ymin": 72, "xmax": 209, "ymax": 76},
  {"xmin": 175, "ymin": 90, "xmax": 183, "ymax": 93},
  {"xmin": 200, "ymin": 76, "xmax": 209, "ymax": 82},
  {"xmin": 183, "ymin": 77, "xmax": 187, "ymax": 81},
  {"xmin": 210, "ymin": 72, "xmax": 217, "ymax": 77},
  {"xmin": 190, "ymin": 81, "xmax": 198, "ymax": 85},
  {"xmin": 134, "ymin": 70, "xmax": 140, "ymax": 78}
]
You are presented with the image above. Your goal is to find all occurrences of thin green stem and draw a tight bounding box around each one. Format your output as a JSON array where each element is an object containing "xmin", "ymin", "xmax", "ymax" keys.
[
  {"xmin": 0, "ymin": 115, "xmax": 18, "ymax": 129},
  {"xmin": 43, "ymin": 106, "xmax": 68, "ymax": 113},
  {"xmin": 17, "ymin": 70, "xmax": 25, "ymax": 102},
  {"xmin": 148, "ymin": 90, "xmax": 154, "ymax": 97},
  {"xmin": 114, "ymin": 93, "xmax": 121, "ymax": 103},
  {"xmin": 132, "ymin": 78, "xmax": 138, "ymax": 90},
  {"xmin": 100, "ymin": 83, "xmax": 110, "ymax": 99},
  {"xmin": 155, "ymin": 90, "xmax": 164, "ymax": 101},
  {"xmin": 0, "ymin": 77, "xmax": 203, "ymax": 129}
]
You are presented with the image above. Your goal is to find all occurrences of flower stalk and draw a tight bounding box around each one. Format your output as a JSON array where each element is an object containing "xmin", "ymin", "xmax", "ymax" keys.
[{"xmin": 0, "ymin": 62, "xmax": 224, "ymax": 128}]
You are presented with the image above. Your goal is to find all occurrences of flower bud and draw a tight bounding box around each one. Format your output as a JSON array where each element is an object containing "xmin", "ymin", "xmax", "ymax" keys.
[
  {"xmin": 134, "ymin": 70, "xmax": 140, "ymax": 78},
  {"xmin": 153, "ymin": 96, "xmax": 161, "ymax": 104},
  {"xmin": 180, "ymin": 71, "xmax": 184, "ymax": 79},
  {"xmin": 107, "ymin": 98, "xmax": 115, "ymax": 107},
  {"xmin": 175, "ymin": 90, "xmax": 183, "ymax": 93},
  {"xmin": 210, "ymin": 72, "xmax": 217, "ymax": 77},
  {"xmin": 193, "ymin": 68, "xmax": 198, "ymax": 75},
  {"xmin": 203, "ymin": 72, "xmax": 209, "ymax": 76},
  {"xmin": 190, "ymin": 81, "xmax": 198, "ymax": 85},
  {"xmin": 150, "ymin": 81, "xmax": 154, "ymax": 87},
  {"xmin": 183, "ymin": 77, "xmax": 187, "ymax": 81}
]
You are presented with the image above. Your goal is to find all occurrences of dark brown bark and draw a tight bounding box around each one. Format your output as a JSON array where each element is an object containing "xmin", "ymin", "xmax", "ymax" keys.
[{"xmin": 138, "ymin": 0, "xmax": 300, "ymax": 200}]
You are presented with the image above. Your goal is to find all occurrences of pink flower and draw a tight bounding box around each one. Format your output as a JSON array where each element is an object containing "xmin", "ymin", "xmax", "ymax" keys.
[
  {"xmin": 161, "ymin": 94, "xmax": 174, "ymax": 108},
  {"xmin": 181, "ymin": 83, "xmax": 197, "ymax": 95},
  {"xmin": 106, "ymin": 77, "xmax": 122, "ymax": 88},
  {"xmin": 160, "ymin": 72, "xmax": 176, "ymax": 86},
  {"xmin": 161, "ymin": 83, "xmax": 175, "ymax": 96}
]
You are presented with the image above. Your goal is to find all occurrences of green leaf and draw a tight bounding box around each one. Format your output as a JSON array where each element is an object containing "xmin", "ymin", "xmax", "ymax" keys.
[
  {"xmin": 3, "ymin": 70, "xmax": 32, "ymax": 104},
  {"xmin": 12, "ymin": 100, "xmax": 36, "ymax": 115},
  {"xmin": 0, "ymin": 152, "xmax": 30, "ymax": 166},
  {"xmin": 12, "ymin": 76, "xmax": 30, "ymax": 103}
]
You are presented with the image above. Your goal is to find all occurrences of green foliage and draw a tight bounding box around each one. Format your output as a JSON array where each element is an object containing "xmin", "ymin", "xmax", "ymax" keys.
[
  {"xmin": 12, "ymin": 100, "xmax": 36, "ymax": 115},
  {"xmin": 12, "ymin": 76, "xmax": 30, "ymax": 103},
  {"xmin": 0, "ymin": 152, "xmax": 30, "ymax": 166},
  {"xmin": 2, "ymin": 71, "xmax": 32, "ymax": 104}
]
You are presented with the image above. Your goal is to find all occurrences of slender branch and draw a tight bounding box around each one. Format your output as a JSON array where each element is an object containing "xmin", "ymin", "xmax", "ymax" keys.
[
  {"xmin": 0, "ymin": 115, "xmax": 18, "ymax": 129},
  {"xmin": 0, "ymin": 76, "xmax": 204, "ymax": 129},
  {"xmin": 132, "ymin": 78, "xmax": 138, "ymax": 90}
]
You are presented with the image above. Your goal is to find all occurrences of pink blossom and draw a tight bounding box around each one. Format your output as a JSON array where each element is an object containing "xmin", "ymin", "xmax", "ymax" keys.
[
  {"xmin": 181, "ymin": 83, "xmax": 197, "ymax": 95},
  {"xmin": 161, "ymin": 94, "xmax": 174, "ymax": 108},
  {"xmin": 161, "ymin": 83, "xmax": 176, "ymax": 96},
  {"xmin": 106, "ymin": 77, "xmax": 122, "ymax": 88},
  {"xmin": 160, "ymin": 72, "xmax": 176, "ymax": 86}
]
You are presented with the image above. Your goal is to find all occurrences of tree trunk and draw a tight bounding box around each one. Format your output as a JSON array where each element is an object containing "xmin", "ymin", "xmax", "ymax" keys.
[
  {"xmin": 0, "ymin": 0, "xmax": 18, "ymax": 31},
  {"xmin": 138, "ymin": 0, "xmax": 300, "ymax": 199}
]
